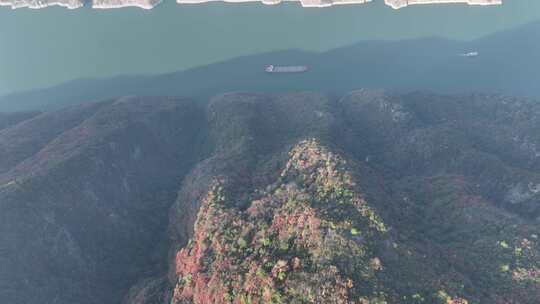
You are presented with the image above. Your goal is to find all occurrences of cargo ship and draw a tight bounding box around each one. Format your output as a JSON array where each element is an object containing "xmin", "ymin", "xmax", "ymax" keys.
[{"xmin": 265, "ymin": 65, "xmax": 309, "ymax": 73}]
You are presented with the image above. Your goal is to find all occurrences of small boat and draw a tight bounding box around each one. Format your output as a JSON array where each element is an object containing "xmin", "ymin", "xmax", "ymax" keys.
[
  {"xmin": 460, "ymin": 51, "xmax": 479, "ymax": 58},
  {"xmin": 265, "ymin": 65, "xmax": 309, "ymax": 73}
]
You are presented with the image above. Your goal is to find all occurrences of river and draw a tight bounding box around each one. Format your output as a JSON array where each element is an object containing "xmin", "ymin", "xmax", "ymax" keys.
[{"xmin": 0, "ymin": 0, "xmax": 539, "ymax": 95}]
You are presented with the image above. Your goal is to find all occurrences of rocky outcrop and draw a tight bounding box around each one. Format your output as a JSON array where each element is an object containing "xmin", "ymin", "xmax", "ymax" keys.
[
  {"xmin": 0, "ymin": 0, "xmax": 82, "ymax": 9},
  {"xmin": 176, "ymin": 0, "xmax": 501, "ymax": 8},
  {"xmin": 0, "ymin": 0, "xmax": 501, "ymax": 9},
  {"xmin": 92, "ymin": 0, "xmax": 161, "ymax": 9},
  {"xmin": 174, "ymin": 0, "xmax": 371, "ymax": 8},
  {"xmin": 384, "ymin": 0, "xmax": 502, "ymax": 10}
]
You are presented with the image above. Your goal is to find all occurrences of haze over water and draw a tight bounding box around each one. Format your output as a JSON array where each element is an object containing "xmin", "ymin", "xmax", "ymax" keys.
[{"xmin": 1, "ymin": 0, "xmax": 539, "ymax": 96}]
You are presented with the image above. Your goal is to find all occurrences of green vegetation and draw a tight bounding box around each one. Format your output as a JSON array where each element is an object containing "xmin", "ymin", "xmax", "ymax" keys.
[
  {"xmin": 171, "ymin": 138, "xmax": 540, "ymax": 304},
  {"xmin": 171, "ymin": 140, "xmax": 392, "ymax": 303}
]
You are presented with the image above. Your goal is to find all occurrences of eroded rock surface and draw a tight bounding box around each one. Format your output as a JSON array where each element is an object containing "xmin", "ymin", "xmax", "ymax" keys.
[{"xmin": 0, "ymin": 0, "xmax": 501, "ymax": 9}]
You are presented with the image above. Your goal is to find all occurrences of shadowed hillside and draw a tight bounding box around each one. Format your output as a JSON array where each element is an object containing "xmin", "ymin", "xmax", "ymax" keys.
[
  {"xmin": 0, "ymin": 97, "xmax": 208, "ymax": 304},
  {"xmin": 0, "ymin": 111, "xmax": 40, "ymax": 131}
]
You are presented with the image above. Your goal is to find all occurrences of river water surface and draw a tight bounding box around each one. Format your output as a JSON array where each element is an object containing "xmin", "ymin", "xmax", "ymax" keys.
[{"xmin": 1, "ymin": 0, "xmax": 539, "ymax": 95}]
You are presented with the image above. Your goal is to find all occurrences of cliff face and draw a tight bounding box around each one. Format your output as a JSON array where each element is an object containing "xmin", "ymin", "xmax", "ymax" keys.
[
  {"xmin": 91, "ymin": 0, "xmax": 161, "ymax": 9},
  {"xmin": 0, "ymin": 0, "xmax": 83, "ymax": 9},
  {"xmin": 0, "ymin": 0, "xmax": 501, "ymax": 9},
  {"xmin": 1, "ymin": 90, "xmax": 539, "ymax": 304},
  {"xmin": 384, "ymin": 0, "xmax": 502, "ymax": 9}
]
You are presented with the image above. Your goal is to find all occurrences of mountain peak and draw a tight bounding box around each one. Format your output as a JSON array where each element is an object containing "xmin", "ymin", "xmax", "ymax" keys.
[{"xmin": 171, "ymin": 138, "xmax": 389, "ymax": 304}]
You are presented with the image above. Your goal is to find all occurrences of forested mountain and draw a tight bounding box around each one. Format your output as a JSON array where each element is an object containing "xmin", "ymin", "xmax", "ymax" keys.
[{"xmin": 1, "ymin": 90, "xmax": 539, "ymax": 303}]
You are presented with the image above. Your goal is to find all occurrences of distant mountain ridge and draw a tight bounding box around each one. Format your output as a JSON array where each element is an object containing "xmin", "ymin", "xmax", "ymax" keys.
[{"xmin": 2, "ymin": 20, "xmax": 540, "ymax": 113}]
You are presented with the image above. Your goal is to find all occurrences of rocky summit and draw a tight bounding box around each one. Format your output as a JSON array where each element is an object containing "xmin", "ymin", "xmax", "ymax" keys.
[{"xmin": 1, "ymin": 90, "xmax": 539, "ymax": 304}]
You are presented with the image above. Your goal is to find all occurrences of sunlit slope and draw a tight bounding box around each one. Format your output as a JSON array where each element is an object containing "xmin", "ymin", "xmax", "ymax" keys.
[{"xmin": 168, "ymin": 91, "xmax": 540, "ymax": 304}]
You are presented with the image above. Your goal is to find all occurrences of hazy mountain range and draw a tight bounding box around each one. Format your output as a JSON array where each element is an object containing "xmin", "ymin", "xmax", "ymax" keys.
[
  {"xmin": 1, "ymin": 20, "xmax": 539, "ymax": 113},
  {"xmin": 1, "ymin": 89, "xmax": 539, "ymax": 304}
]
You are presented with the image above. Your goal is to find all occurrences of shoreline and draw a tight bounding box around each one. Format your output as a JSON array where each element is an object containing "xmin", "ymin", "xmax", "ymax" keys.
[{"xmin": 0, "ymin": 0, "xmax": 502, "ymax": 10}]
